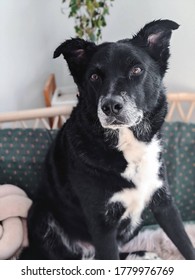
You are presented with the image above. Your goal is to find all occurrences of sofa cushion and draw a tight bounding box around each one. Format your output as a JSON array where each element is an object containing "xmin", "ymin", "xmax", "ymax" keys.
[
  {"xmin": 0, "ymin": 122, "xmax": 194, "ymax": 224},
  {"xmin": 0, "ymin": 129, "xmax": 57, "ymax": 198}
]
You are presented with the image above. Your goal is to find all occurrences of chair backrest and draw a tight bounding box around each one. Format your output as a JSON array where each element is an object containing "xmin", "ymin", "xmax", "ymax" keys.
[
  {"xmin": 0, "ymin": 93, "xmax": 195, "ymax": 129},
  {"xmin": 167, "ymin": 93, "xmax": 195, "ymax": 122},
  {"xmin": 0, "ymin": 105, "xmax": 72, "ymax": 129}
]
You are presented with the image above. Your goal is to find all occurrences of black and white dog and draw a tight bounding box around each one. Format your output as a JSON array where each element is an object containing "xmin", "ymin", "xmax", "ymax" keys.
[{"xmin": 22, "ymin": 20, "xmax": 195, "ymax": 260}]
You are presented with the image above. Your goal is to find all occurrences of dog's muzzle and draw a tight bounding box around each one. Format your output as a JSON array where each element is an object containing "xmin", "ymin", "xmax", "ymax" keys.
[{"xmin": 98, "ymin": 96, "xmax": 143, "ymax": 129}]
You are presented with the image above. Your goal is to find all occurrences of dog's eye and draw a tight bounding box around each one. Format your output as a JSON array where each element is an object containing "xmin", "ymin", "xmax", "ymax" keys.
[
  {"xmin": 90, "ymin": 73, "xmax": 99, "ymax": 81},
  {"xmin": 130, "ymin": 67, "xmax": 143, "ymax": 76}
]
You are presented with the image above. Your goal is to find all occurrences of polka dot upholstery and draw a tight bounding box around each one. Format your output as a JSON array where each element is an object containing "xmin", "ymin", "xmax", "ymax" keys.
[
  {"xmin": 0, "ymin": 129, "xmax": 57, "ymax": 198},
  {"xmin": 0, "ymin": 123, "xmax": 194, "ymax": 224},
  {"xmin": 143, "ymin": 122, "xmax": 195, "ymax": 225}
]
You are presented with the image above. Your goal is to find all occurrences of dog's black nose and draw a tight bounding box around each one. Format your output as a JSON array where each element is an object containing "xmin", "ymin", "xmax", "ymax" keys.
[{"xmin": 101, "ymin": 96, "xmax": 124, "ymax": 116}]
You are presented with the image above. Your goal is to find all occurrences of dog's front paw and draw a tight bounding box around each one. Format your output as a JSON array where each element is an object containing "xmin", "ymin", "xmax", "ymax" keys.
[{"xmin": 125, "ymin": 251, "xmax": 161, "ymax": 260}]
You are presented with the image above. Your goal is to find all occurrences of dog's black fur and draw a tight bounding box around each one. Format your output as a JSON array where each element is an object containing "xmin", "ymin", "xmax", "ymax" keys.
[{"xmin": 21, "ymin": 20, "xmax": 195, "ymax": 260}]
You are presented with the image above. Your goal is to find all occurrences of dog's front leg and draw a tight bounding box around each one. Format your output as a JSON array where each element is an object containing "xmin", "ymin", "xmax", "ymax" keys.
[
  {"xmin": 91, "ymin": 227, "xmax": 119, "ymax": 260},
  {"xmin": 83, "ymin": 204, "xmax": 119, "ymax": 259},
  {"xmin": 151, "ymin": 188, "xmax": 195, "ymax": 260}
]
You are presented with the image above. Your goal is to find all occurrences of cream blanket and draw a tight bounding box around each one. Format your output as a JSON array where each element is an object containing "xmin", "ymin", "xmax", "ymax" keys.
[{"xmin": 0, "ymin": 184, "xmax": 32, "ymax": 259}]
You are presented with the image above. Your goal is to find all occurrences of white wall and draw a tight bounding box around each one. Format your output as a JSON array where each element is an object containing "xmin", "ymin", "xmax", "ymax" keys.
[
  {"xmin": 0, "ymin": 0, "xmax": 195, "ymax": 112},
  {"xmin": 0, "ymin": 0, "xmax": 74, "ymax": 112}
]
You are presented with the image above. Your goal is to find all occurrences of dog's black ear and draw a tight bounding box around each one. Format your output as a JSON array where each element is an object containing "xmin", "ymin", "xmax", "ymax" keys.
[
  {"xmin": 53, "ymin": 38, "xmax": 97, "ymax": 85},
  {"xmin": 132, "ymin": 20, "xmax": 179, "ymax": 74}
]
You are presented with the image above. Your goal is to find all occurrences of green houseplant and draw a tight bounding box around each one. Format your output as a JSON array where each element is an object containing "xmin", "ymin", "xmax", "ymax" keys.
[{"xmin": 62, "ymin": 0, "xmax": 115, "ymax": 42}]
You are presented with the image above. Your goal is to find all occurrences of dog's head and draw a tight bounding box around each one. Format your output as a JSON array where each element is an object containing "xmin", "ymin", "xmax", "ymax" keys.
[{"xmin": 54, "ymin": 20, "xmax": 179, "ymax": 129}]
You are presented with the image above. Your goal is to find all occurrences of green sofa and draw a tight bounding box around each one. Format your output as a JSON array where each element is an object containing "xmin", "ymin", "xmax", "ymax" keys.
[{"xmin": 0, "ymin": 122, "xmax": 194, "ymax": 226}]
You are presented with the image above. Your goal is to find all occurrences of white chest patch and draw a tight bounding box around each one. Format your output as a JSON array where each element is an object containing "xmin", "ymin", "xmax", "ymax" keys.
[{"xmin": 110, "ymin": 128, "xmax": 163, "ymax": 229}]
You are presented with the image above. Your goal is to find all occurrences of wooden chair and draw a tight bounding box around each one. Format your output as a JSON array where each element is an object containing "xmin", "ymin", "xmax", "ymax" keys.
[
  {"xmin": 0, "ymin": 83, "xmax": 195, "ymax": 129},
  {"xmin": 43, "ymin": 74, "xmax": 56, "ymax": 126},
  {"xmin": 167, "ymin": 93, "xmax": 195, "ymax": 122}
]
